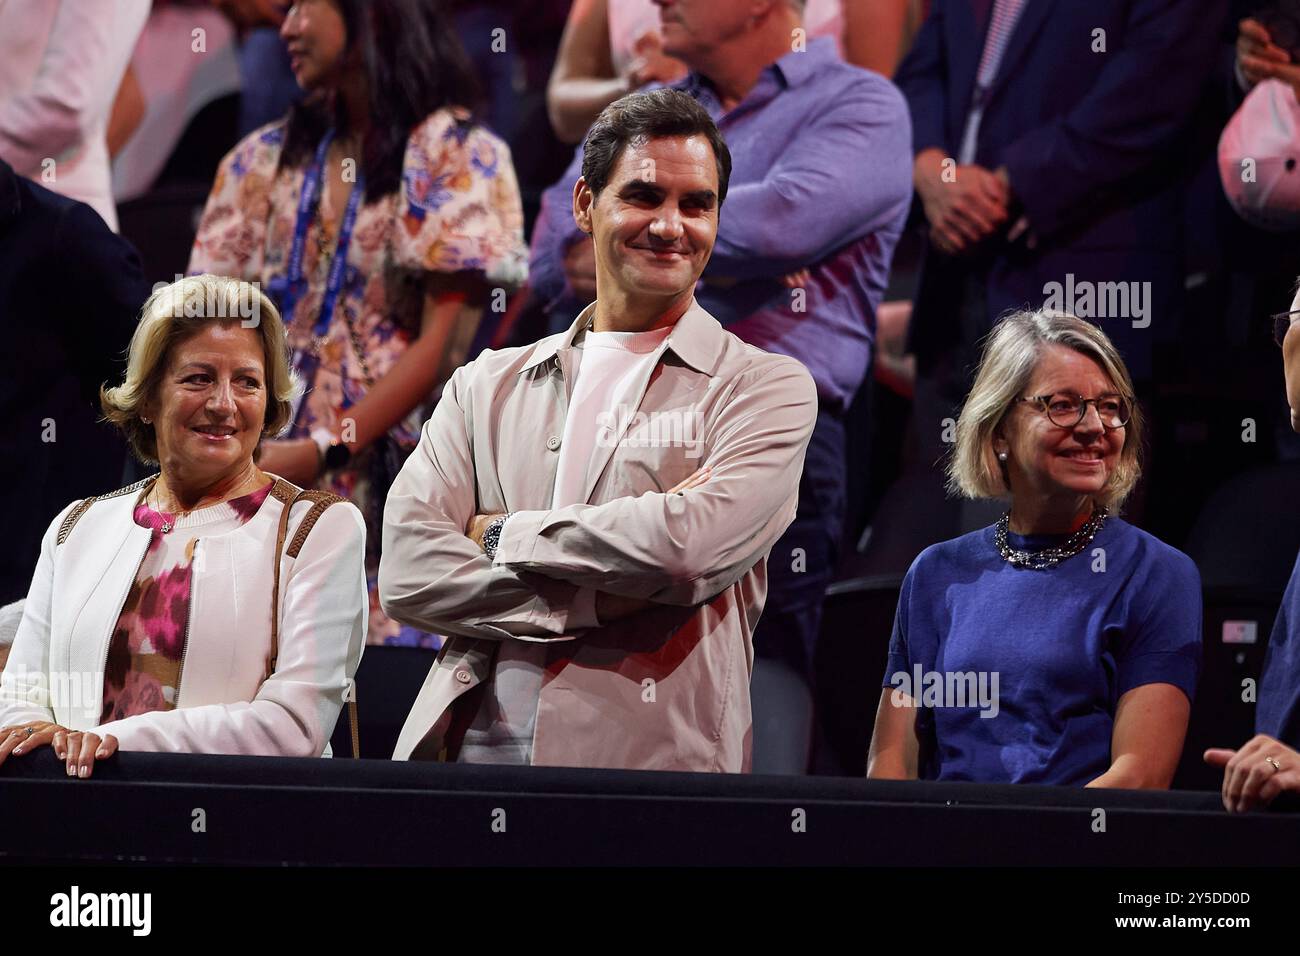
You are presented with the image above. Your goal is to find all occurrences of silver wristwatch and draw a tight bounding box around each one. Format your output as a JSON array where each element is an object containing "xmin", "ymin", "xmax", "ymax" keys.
[{"xmin": 482, "ymin": 513, "xmax": 512, "ymax": 560}]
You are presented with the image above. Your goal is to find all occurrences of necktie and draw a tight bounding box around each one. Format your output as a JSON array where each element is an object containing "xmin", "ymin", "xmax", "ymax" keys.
[
  {"xmin": 974, "ymin": 0, "xmax": 1027, "ymax": 106},
  {"xmin": 958, "ymin": 0, "xmax": 1030, "ymax": 165}
]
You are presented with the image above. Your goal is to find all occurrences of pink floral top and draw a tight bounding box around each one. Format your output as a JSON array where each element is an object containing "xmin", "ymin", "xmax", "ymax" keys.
[
  {"xmin": 186, "ymin": 108, "xmax": 527, "ymax": 646},
  {"xmin": 188, "ymin": 108, "xmax": 527, "ymax": 419},
  {"xmin": 100, "ymin": 483, "xmax": 273, "ymax": 723}
]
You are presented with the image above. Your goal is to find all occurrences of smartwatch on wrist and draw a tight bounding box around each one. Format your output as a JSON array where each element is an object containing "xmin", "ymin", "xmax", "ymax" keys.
[
  {"xmin": 310, "ymin": 427, "xmax": 353, "ymax": 471},
  {"xmin": 482, "ymin": 513, "xmax": 512, "ymax": 560}
]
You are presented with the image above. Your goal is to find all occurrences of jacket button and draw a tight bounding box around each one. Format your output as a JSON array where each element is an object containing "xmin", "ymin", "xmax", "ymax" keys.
[
  {"xmin": 546, "ymin": 435, "xmax": 561, "ymax": 450},
  {"xmin": 454, "ymin": 669, "xmax": 472, "ymax": 684}
]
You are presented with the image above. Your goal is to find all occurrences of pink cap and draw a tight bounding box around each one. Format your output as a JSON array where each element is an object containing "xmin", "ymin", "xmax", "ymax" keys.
[{"xmin": 1219, "ymin": 79, "xmax": 1300, "ymax": 232}]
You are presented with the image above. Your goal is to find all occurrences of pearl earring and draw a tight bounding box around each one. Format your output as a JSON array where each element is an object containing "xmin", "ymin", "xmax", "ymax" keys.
[
  {"xmin": 997, "ymin": 451, "xmax": 1008, "ymax": 461},
  {"xmin": 141, "ymin": 417, "xmax": 152, "ymax": 425}
]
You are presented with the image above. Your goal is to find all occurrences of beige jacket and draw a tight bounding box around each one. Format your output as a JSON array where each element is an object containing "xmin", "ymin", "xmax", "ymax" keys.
[{"xmin": 380, "ymin": 300, "xmax": 817, "ymax": 772}]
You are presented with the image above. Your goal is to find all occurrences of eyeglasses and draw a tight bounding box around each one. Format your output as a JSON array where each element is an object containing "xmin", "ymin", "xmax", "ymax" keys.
[
  {"xmin": 1015, "ymin": 392, "xmax": 1132, "ymax": 430},
  {"xmin": 1271, "ymin": 309, "xmax": 1300, "ymax": 347}
]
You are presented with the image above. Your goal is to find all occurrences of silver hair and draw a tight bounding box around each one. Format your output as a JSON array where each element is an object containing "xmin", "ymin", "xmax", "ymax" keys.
[{"xmin": 946, "ymin": 309, "xmax": 1144, "ymax": 511}]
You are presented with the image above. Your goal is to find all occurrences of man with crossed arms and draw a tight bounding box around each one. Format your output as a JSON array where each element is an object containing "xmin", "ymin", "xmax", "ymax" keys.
[{"xmin": 380, "ymin": 88, "xmax": 816, "ymax": 771}]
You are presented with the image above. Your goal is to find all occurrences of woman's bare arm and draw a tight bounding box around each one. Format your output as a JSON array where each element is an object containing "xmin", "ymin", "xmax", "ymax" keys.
[
  {"xmin": 843, "ymin": 0, "xmax": 912, "ymax": 76},
  {"xmin": 546, "ymin": 0, "xmax": 628, "ymax": 144},
  {"xmin": 867, "ymin": 686, "xmax": 920, "ymax": 779},
  {"xmin": 336, "ymin": 272, "xmax": 486, "ymax": 452},
  {"xmin": 1086, "ymin": 683, "xmax": 1190, "ymax": 789}
]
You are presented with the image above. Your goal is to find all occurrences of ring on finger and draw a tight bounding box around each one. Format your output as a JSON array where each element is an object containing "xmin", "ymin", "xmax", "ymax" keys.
[{"xmin": 1266, "ymin": 756, "xmax": 1282, "ymax": 773}]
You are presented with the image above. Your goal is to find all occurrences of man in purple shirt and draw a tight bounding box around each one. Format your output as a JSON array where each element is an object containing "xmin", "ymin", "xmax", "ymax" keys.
[{"xmin": 529, "ymin": 0, "xmax": 913, "ymax": 772}]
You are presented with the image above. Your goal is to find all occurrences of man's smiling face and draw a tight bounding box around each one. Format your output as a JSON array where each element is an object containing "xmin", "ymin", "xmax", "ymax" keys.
[{"xmin": 574, "ymin": 134, "xmax": 719, "ymax": 302}]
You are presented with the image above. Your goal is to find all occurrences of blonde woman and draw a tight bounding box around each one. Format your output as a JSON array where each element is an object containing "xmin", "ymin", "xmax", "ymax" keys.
[
  {"xmin": 0, "ymin": 276, "xmax": 366, "ymax": 778},
  {"xmin": 868, "ymin": 310, "xmax": 1201, "ymax": 788}
]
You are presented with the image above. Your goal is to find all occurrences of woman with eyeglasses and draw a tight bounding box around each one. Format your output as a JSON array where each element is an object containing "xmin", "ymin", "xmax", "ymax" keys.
[{"xmin": 868, "ymin": 309, "xmax": 1201, "ymax": 788}]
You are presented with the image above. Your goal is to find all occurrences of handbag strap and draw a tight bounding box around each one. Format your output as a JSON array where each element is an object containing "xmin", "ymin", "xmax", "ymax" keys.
[{"xmin": 269, "ymin": 480, "xmax": 360, "ymax": 758}]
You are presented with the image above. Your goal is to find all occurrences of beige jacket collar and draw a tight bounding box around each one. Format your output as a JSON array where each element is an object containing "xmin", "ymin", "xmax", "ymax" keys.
[{"xmin": 518, "ymin": 297, "xmax": 724, "ymax": 377}]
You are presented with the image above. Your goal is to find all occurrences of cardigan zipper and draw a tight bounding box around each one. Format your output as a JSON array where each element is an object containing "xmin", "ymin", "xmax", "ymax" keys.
[{"xmin": 172, "ymin": 540, "xmax": 199, "ymax": 710}]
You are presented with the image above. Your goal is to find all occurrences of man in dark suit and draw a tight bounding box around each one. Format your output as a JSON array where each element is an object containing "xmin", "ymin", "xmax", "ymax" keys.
[
  {"xmin": 0, "ymin": 158, "xmax": 148, "ymax": 603},
  {"xmin": 896, "ymin": 0, "xmax": 1228, "ymax": 464}
]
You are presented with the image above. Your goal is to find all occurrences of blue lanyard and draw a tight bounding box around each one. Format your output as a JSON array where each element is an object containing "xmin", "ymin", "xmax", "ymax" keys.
[{"xmin": 268, "ymin": 129, "xmax": 366, "ymax": 341}]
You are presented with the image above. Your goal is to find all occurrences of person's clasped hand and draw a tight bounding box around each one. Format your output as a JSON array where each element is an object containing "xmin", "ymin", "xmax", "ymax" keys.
[
  {"xmin": 1204, "ymin": 734, "xmax": 1300, "ymax": 812},
  {"xmin": 914, "ymin": 149, "xmax": 1010, "ymax": 256},
  {"xmin": 0, "ymin": 721, "xmax": 118, "ymax": 778}
]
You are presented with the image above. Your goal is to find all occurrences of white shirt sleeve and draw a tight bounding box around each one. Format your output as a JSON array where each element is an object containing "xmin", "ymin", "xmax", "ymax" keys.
[{"xmin": 0, "ymin": 0, "xmax": 126, "ymax": 176}]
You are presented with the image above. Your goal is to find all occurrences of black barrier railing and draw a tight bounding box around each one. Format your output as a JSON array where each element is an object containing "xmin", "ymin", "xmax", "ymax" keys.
[{"xmin": 2, "ymin": 750, "xmax": 1297, "ymax": 866}]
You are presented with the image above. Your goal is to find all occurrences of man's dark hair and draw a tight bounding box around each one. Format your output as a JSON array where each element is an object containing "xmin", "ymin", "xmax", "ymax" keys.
[
  {"xmin": 281, "ymin": 0, "xmax": 482, "ymax": 202},
  {"xmin": 581, "ymin": 89, "xmax": 732, "ymax": 205}
]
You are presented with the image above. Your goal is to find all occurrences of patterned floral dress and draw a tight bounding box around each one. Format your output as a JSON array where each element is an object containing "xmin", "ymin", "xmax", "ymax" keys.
[{"xmin": 188, "ymin": 108, "xmax": 528, "ymax": 646}]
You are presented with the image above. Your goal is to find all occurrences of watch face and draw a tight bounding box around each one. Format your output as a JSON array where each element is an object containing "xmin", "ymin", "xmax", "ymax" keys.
[
  {"xmin": 485, "ymin": 517, "xmax": 506, "ymax": 556},
  {"xmin": 325, "ymin": 443, "xmax": 351, "ymax": 470}
]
